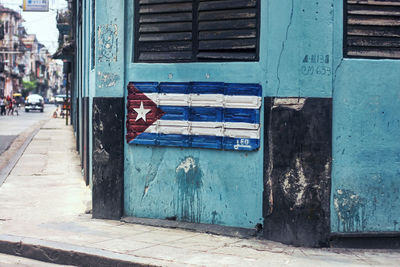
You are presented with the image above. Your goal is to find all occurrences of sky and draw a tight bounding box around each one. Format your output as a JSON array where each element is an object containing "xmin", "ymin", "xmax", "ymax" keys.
[{"xmin": 0, "ymin": 0, "xmax": 68, "ymax": 54}]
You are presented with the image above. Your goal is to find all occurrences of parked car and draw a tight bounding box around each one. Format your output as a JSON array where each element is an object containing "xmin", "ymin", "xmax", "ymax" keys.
[
  {"xmin": 25, "ymin": 94, "xmax": 44, "ymax": 112},
  {"xmin": 55, "ymin": 94, "xmax": 67, "ymax": 105}
]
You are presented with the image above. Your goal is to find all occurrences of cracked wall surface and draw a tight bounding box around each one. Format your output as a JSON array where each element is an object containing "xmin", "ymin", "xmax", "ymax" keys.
[{"xmin": 266, "ymin": 0, "xmax": 334, "ymax": 97}]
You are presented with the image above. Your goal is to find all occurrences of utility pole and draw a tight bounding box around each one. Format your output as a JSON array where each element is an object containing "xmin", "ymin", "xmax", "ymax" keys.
[
  {"xmin": 65, "ymin": 75, "xmax": 69, "ymax": 125},
  {"xmin": 63, "ymin": 62, "xmax": 71, "ymax": 126}
]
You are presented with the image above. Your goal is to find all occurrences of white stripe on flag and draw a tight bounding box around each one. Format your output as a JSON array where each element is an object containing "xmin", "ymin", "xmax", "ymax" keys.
[
  {"xmin": 144, "ymin": 93, "xmax": 261, "ymax": 109},
  {"xmin": 144, "ymin": 120, "xmax": 260, "ymax": 139}
]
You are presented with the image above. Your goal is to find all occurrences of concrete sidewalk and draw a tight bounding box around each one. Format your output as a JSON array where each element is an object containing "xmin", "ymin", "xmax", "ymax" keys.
[{"xmin": 0, "ymin": 118, "xmax": 399, "ymax": 266}]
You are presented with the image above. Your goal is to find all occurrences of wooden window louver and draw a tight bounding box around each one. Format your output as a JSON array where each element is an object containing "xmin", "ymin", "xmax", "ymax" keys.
[
  {"xmin": 345, "ymin": 0, "xmax": 400, "ymax": 59},
  {"xmin": 134, "ymin": 0, "xmax": 259, "ymax": 62}
]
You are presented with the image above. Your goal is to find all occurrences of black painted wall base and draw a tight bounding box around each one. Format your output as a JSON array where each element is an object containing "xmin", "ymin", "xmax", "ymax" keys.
[
  {"xmin": 263, "ymin": 97, "xmax": 332, "ymax": 247},
  {"xmin": 92, "ymin": 97, "xmax": 124, "ymax": 219},
  {"xmin": 330, "ymin": 233, "xmax": 400, "ymax": 249},
  {"xmin": 75, "ymin": 98, "xmax": 79, "ymax": 152},
  {"xmin": 82, "ymin": 97, "xmax": 89, "ymax": 185}
]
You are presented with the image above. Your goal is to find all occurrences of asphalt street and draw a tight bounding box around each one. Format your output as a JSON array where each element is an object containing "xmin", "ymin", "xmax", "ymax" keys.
[
  {"xmin": 0, "ymin": 253, "xmax": 72, "ymax": 267},
  {"xmin": 0, "ymin": 104, "xmax": 54, "ymax": 155}
]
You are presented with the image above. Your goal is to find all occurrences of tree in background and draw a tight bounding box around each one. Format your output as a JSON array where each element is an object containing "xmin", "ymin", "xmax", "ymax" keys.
[{"xmin": 22, "ymin": 80, "xmax": 37, "ymax": 98}]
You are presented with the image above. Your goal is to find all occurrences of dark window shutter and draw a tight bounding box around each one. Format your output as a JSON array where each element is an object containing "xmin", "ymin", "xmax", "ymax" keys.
[
  {"xmin": 345, "ymin": 0, "xmax": 400, "ymax": 59},
  {"xmin": 135, "ymin": 0, "xmax": 194, "ymax": 62},
  {"xmin": 197, "ymin": 0, "xmax": 258, "ymax": 61},
  {"xmin": 134, "ymin": 0, "xmax": 259, "ymax": 62}
]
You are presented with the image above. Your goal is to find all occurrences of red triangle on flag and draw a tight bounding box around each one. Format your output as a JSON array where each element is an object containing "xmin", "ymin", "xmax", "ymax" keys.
[{"xmin": 126, "ymin": 83, "xmax": 164, "ymax": 143}]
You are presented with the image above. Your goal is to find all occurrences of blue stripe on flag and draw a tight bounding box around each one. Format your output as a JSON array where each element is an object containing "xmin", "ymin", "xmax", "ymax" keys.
[
  {"xmin": 223, "ymin": 137, "xmax": 260, "ymax": 151},
  {"xmin": 189, "ymin": 107, "xmax": 223, "ymax": 122},
  {"xmin": 190, "ymin": 82, "xmax": 224, "ymax": 94},
  {"xmin": 159, "ymin": 106, "xmax": 259, "ymax": 124},
  {"xmin": 130, "ymin": 133, "xmax": 259, "ymax": 151},
  {"xmin": 133, "ymin": 82, "xmax": 158, "ymax": 93},
  {"xmin": 159, "ymin": 106, "xmax": 189, "ymax": 121},
  {"xmin": 224, "ymin": 108, "xmax": 260, "ymax": 124},
  {"xmin": 159, "ymin": 82, "xmax": 189, "ymax": 94},
  {"xmin": 225, "ymin": 83, "xmax": 262, "ymax": 97},
  {"xmin": 132, "ymin": 82, "xmax": 261, "ymax": 96},
  {"xmin": 158, "ymin": 134, "xmax": 190, "ymax": 147}
]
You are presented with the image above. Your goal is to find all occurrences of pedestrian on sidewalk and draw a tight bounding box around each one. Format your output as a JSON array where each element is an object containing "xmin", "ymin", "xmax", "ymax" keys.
[
  {"xmin": 12, "ymin": 98, "xmax": 18, "ymax": 116},
  {"xmin": 6, "ymin": 96, "xmax": 13, "ymax": 116},
  {"xmin": 0, "ymin": 96, "xmax": 6, "ymax": 115}
]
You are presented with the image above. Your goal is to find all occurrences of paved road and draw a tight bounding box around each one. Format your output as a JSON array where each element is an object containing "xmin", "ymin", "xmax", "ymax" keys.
[
  {"xmin": 0, "ymin": 253, "xmax": 72, "ymax": 266},
  {"xmin": 0, "ymin": 104, "xmax": 54, "ymax": 155}
]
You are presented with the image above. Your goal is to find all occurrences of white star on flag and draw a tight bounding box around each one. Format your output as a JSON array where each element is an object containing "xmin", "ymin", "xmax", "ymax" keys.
[{"xmin": 134, "ymin": 101, "xmax": 151, "ymax": 122}]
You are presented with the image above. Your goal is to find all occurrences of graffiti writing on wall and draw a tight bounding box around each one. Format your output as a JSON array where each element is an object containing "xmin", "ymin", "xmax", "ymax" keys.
[
  {"xmin": 97, "ymin": 24, "xmax": 118, "ymax": 62},
  {"xmin": 300, "ymin": 54, "xmax": 331, "ymax": 76}
]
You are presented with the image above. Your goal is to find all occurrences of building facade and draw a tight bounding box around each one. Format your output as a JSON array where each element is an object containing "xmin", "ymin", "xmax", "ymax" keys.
[
  {"xmin": 71, "ymin": 0, "xmax": 400, "ymax": 247},
  {"xmin": 0, "ymin": 5, "xmax": 24, "ymax": 97},
  {"xmin": 1, "ymin": 5, "xmax": 63, "ymax": 99}
]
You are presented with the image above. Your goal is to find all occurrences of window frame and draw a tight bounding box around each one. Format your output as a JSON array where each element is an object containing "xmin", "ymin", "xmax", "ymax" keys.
[
  {"xmin": 133, "ymin": 0, "xmax": 260, "ymax": 63},
  {"xmin": 343, "ymin": 0, "xmax": 400, "ymax": 60}
]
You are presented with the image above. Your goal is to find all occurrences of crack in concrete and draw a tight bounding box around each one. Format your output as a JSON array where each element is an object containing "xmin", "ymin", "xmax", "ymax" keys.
[
  {"xmin": 332, "ymin": 58, "xmax": 344, "ymax": 95},
  {"xmin": 141, "ymin": 150, "xmax": 166, "ymax": 201},
  {"xmin": 276, "ymin": 0, "xmax": 294, "ymax": 96}
]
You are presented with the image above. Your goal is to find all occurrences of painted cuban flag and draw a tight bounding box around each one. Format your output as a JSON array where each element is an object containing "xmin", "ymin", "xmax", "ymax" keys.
[{"xmin": 126, "ymin": 82, "xmax": 261, "ymax": 151}]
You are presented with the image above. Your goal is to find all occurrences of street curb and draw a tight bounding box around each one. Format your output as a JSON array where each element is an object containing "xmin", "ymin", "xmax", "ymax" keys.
[
  {"xmin": 0, "ymin": 126, "xmax": 39, "ymax": 186},
  {"xmin": 0, "ymin": 234, "xmax": 157, "ymax": 267},
  {"xmin": 122, "ymin": 216, "xmax": 259, "ymax": 239},
  {"xmin": 0, "ymin": 119, "xmax": 48, "ymax": 186}
]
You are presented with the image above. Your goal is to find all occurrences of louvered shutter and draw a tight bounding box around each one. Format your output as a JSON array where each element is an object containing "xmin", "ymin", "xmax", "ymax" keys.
[
  {"xmin": 197, "ymin": 0, "xmax": 258, "ymax": 61},
  {"xmin": 345, "ymin": 0, "xmax": 400, "ymax": 59},
  {"xmin": 135, "ymin": 0, "xmax": 194, "ymax": 62},
  {"xmin": 134, "ymin": 0, "xmax": 259, "ymax": 62}
]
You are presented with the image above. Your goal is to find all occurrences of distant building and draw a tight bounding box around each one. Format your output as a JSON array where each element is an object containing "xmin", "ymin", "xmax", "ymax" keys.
[
  {"xmin": 0, "ymin": 5, "xmax": 23, "ymax": 97},
  {"xmin": 1, "ymin": 4, "xmax": 63, "ymax": 98}
]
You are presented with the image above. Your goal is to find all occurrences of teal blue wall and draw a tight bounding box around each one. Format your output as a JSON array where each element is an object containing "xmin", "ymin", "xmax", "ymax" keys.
[
  {"xmin": 123, "ymin": 0, "xmax": 265, "ymax": 228},
  {"xmin": 82, "ymin": 0, "xmax": 400, "ymax": 232},
  {"xmin": 265, "ymin": 0, "xmax": 333, "ymax": 98},
  {"xmin": 122, "ymin": 0, "xmax": 334, "ymax": 228},
  {"xmin": 331, "ymin": 1, "xmax": 400, "ymax": 233},
  {"xmin": 74, "ymin": 0, "xmax": 97, "ymax": 188},
  {"xmin": 94, "ymin": 0, "xmax": 125, "ymax": 98}
]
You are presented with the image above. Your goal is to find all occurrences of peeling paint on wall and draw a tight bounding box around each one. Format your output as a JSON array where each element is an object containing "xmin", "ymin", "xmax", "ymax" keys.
[
  {"xmin": 281, "ymin": 157, "xmax": 308, "ymax": 207},
  {"xmin": 334, "ymin": 189, "xmax": 366, "ymax": 232},
  {"xmin": 97, "ymin": 24, "xmax": 118, "ymax": 62},
  {"xmin": 97, "ymin": 72, "xmax": 120, "ymax": 88},
  {"xmin": 175, "ymin": 157, "xmax": 203, "ymax": 223},
  {"xmin": 263, "ymin": 97, "xmax": 332, "ymax": 247},
  {"xmin": 273, "ymin": 98, "xmax": 306, "ymax": 111}
]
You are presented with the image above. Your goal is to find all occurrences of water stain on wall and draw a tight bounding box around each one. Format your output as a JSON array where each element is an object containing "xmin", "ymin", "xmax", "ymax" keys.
[
  {"xmin": 334, "ymin": 189, "xmax": 366, "ymax": 232},
  {"xmin": 175, "ymin": 157, "xmax": 203, "ymax": 223}
]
